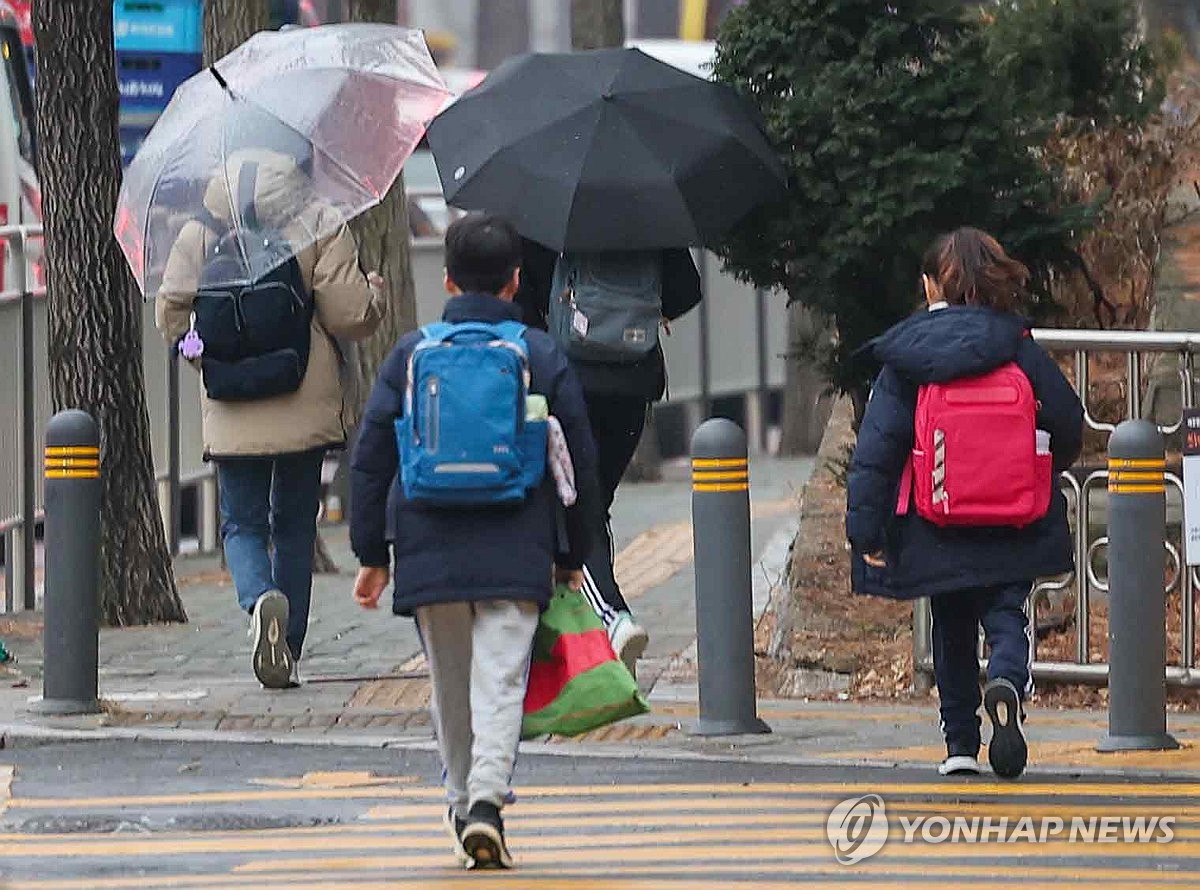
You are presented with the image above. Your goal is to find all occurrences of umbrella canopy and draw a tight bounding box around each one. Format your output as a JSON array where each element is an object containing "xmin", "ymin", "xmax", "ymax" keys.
[
  {"xmin": 425, "ymin": 47, "xmax": 785, "ymax": 252},
  {"xmin": 116, "ymin": 23, "xmax": 449, "ymax": 299}
]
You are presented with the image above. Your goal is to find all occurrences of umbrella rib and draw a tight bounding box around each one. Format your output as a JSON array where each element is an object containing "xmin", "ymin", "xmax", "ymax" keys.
[
  {"xmin": 229, "ymin": 75, "xmax": 439, "ymax": 202},
  {"xmin": 440, "ymin": 100, "xmax": 604, "ymax": 205},
  {"xmin": 226, "ymin": 90, "xmax": 383, "ymax": 204},
  {"xmin": 224, "ymin": 63, "xmax": 449, "ymax": 99},
  {"xmin": 133, "ymin": 107, "xmax": 214, "ymax": 291}
]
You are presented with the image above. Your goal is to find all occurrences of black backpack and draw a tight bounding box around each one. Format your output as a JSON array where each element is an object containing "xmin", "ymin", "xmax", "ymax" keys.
[{"xmin": 191, "ymin": 162, "xmax": 314, "ymax": 402}]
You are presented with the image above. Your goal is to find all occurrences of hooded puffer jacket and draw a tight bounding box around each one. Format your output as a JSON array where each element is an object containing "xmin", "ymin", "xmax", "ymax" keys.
[
  {"xmin": 156, "ymin": 148, "xmax": 384, "ymax": 458},
  {"xmin": 846, "ymin": 305, "xmax": 1084, "ymax": 600}
]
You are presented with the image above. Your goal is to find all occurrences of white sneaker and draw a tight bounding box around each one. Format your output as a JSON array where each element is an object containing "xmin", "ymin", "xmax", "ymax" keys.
[
  {"xmin": 444, "ymin": 807, "xmax": 470, "ymax": 867},
  {"xmin": 287, "ymin": 659, "xmax": 303, "ymax": 689},
  {"xmin": 609, "ymin": 611, "xmax": 649, "ymax": 675},
  {"xmin": 939, "ymin": 755, "xmax": 981, "ymax": 776},
  {"xmin": 250, "ymin": 591, "xmax": 293, "ymax": 690}
]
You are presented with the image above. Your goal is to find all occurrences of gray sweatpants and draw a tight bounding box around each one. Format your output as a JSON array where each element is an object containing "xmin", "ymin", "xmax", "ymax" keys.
[{"xmin": 416, "ymin": 599, "xmax": 539, "ymax": 815}]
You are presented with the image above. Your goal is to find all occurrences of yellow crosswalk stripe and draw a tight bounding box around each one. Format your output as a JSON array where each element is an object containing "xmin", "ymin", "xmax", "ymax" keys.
[
  {"xmin": 6, "ymin": 778, "xmax": 1199, "ymax": 890},
  {"xmin": 10, "ymin": 809, "xmax": 1200, "ymax": 849},
  {"xmin": 27, "ymin": 878, "xmax": 1190, "ymax": 890},
  {"xmin": 6, "ymin": 823, "xmax": 1196, "ymax": 860},
  {"xmin": 10, "ymin": 780, "xmax": 1200, "ymax": 811}
]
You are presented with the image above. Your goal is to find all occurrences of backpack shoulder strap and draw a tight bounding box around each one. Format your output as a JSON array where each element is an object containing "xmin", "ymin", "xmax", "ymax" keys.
[
  {"xmin": 418, "ymin": 322, "xmax": 455, "ymax": 344},
  {"xmin": 494, "ymin": 320, "xmax": 527, "ymax": 343},
  {"xmin": 895, "ymin": 458, "xmax": 913, "ymax": 516}
]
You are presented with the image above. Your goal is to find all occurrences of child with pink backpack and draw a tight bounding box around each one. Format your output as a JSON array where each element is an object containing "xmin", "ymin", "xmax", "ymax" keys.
[{"xmin": 847, "ymin": 228, "xmax": 1084, "ymax": 779}]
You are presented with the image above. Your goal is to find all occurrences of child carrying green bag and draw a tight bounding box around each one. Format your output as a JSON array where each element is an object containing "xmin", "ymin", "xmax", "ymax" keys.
[
  {"xmin": 523, "ymin": 584, "xmax": 650, "ymax": 740},
  {"xmin": 350, "ymin": 215, "xmax": 602, "ymax": 871}
]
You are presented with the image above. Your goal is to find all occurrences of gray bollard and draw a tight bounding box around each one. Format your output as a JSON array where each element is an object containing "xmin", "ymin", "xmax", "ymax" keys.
[
  {"xmin": 35, "ymin": 410, "xmax": 102, "ymax": 716},
  {"xmin": 689, "ymin": 418, "xmax": 770, "ymax": 736},
  {"xmin": 1097, "ymin": 420, "xmax": 1178, "ymax": 752}
]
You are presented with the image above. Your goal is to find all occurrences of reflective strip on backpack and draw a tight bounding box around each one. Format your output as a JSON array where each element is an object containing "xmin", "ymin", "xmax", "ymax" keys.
[{"xmin": 931, "ymin": 428, "xmax": 947, "ymax": 509}]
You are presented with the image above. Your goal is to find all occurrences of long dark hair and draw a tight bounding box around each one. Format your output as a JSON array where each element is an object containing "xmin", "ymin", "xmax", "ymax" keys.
[{"xmin": 921, "ymin": 228, "xmax": 1030, "ymax": 313}]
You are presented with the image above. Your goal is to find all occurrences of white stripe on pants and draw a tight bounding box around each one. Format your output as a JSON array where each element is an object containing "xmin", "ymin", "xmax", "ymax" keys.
[
  {"xmin": 416, "ymin": 599, "xmax": 539, "ymax": 815},
  {"xmin": 580, "ymin": 565, "xmax": 618, "ymax": 630}
]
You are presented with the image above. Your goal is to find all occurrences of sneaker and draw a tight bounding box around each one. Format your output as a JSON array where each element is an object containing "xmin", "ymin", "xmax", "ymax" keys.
[
  {"xmin": 286, "ymin": 659, "xmax": 303, "ymax": 689},
  {"xmin": 461, "ymin": 801, "xmax": 513, "ymax": 870},
  {"xmin": 984, "ymin": 678, "xmax": 1028, "ymax": 779},
  {"xmin": 443, "ymin": 807, "xmax": 470, "ymax": 867},
  {"xmin": 250, "ymin": 591, "xmax": 293, "ymax": 690},
  {"xmin": 609, "ymin": 611, "xmax": 649, "ymax": 675}
]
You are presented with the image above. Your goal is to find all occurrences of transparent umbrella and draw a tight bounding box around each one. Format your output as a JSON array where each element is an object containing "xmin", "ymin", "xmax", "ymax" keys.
[{"xmin": 115, "ymin": 23, "xmax": 449, "ymax": 300}]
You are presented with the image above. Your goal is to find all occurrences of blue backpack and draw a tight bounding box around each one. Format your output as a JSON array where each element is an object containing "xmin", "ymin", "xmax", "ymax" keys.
[{"xmin": 396, "ymin": 321, "xmax": 547, "ymax": 505}]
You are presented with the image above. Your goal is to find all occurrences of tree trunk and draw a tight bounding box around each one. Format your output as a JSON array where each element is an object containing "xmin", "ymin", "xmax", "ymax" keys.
[
  {"xmin": 342, "ymin": 0, "xmax": 419, "ymax": 432},
  {"xmin": 32, "ymin": 1, "xmax": 184, "ymax": 625},
  {"xmin": 203, "ymin": 0, "xmax": 270, "ymax": 62},
  {"xmin": 778, "ymin": 302, "xmax": 828, "ymax": 456},
  {"xmin": 476, "ymin": 0, "xmax": 531, "ymax": 70},
  {"xmin": 571, "ymin": 0, "xmax": 625, "ymax": 49},
  {"xmin": 317, "ymin": 0, "xmax": 421, "ymax": 568}
]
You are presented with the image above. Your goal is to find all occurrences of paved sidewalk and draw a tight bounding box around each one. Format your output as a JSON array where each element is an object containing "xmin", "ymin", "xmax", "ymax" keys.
[
  {"xmin": 0, "ymin": 459, "xmax": 803, "ymax": 728},
  {"xmin": 5, "ymin": 453, "xmax": 1200, "ymax": 779}
]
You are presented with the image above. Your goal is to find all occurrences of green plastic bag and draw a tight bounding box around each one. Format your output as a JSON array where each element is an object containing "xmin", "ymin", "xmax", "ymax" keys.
[{"xmin": 521, "ymin": 585, "xmax": 649, "ymax": 739}]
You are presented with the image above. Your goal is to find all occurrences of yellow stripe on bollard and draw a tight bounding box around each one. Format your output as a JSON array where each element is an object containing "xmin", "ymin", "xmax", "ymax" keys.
[
  {"xmin": 692, "ymin": 470, "xmax": 750, "ymax": 483},
  {"xmin": 1107, "ymin": 459, "xmax": 1165, "ymax": 494},
  {"xmin": 694, "ymin": 482, "xmax": 750, "ymax": 493},
  {"xmin": 1108, "ymin": 458, "xmax": 1167, "ymax": 469},
  {"xmin": 692, "ymin": 458, "xmax": 749, "ymax": 470},
  {"xmin": 693, "ymin": 457, "xmax": 750, "ymax": 492},
  {"xmin": 45, "ymin": 443, "xmax": 101, "ymax": 480},
  {"xmin": 1108, "ymin": 471, "xmax": 1165, "ymax": 482}
]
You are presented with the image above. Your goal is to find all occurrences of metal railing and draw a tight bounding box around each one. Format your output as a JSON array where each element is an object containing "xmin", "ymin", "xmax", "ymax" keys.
[
  {"xmin": 912, "ymin": 328, "xmax": 1200, "ymax": 689},
  {"xmin": 1, "ymin": 224, "xmax": 44, "ymax": 613},
  {"xmin": 0, "ymin": 224, "xmax": 219, "ymax": 614}
]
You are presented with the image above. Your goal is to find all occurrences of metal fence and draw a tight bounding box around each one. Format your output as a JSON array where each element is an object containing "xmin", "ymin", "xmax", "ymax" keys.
[
  {"xmin": 0, "ymin": 224, "xmax": 216, "ymax": 614},
  {"xmin": 912, "ymin": 329, "xmax": 1200, "ymax": 689}
]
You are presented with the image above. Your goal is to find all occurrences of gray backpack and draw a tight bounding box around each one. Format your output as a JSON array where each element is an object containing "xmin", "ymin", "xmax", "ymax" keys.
[{"xmin": 548, "ymin": 251, "xmax": 663, "ymax": 363}]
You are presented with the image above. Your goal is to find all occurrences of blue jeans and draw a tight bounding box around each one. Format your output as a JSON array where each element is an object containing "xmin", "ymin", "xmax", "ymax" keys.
[
  {"xmin": 217, "ymin": 451, "xmax": 325, "ymax": 660},
  {"xmin": 931, "ymin": 582, "xmax": 1032, "ymax": 753}
]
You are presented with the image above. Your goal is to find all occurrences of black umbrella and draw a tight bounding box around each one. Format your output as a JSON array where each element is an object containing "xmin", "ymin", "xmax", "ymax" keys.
[{"xmin": 426, "ymin": 47, "xmax": 786, "ymax": 252}]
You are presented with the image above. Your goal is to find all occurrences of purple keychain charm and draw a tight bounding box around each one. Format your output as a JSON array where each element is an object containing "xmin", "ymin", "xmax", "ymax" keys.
[{"xmin": 180, "ymin": 315, "xmax": 204, "ymax": 360}]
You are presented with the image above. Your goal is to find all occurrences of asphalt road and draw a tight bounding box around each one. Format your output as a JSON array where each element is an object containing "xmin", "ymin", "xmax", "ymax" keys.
[{"xmin": 2, "ymin": 739, "xmax": 1198, "ymax": 888}]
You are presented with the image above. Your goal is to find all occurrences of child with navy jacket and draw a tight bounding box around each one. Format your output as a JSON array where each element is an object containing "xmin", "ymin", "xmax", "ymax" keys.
[
  {"xmin": 350, "ymin": 214, "xmax": 598, "ymax": 868},
  {"xmin": 846, "ymin": 228, "xmax": 1084, "ymax": 779}
]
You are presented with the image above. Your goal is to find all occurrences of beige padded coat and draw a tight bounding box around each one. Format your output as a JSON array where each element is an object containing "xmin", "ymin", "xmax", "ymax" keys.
[{"xmin": 156, "ymin": 149, "xmax": 384, "ymax": 459}]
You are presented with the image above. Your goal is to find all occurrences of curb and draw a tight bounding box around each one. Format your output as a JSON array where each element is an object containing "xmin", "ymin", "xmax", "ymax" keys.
[{"xmin": 4, "ymin": 721, "xmax": 1197, "ymax": 780}]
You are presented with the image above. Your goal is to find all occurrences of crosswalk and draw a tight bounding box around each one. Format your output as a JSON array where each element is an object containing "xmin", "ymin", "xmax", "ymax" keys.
[{"xmin": 2, "ymin": 772, "xmax": 1199, "ymax": 888}]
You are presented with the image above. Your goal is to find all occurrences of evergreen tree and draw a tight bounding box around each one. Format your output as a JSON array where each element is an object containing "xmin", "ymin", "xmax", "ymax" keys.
[{"xmin": 713, "ymin": 0, "xmax": 1091, "ymax": 400}]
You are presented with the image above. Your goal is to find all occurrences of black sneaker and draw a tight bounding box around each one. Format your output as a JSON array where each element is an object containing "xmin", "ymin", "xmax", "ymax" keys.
[
  {"xmin": 985, "ymin": 678, "xmax": 1028, "ymax": 779},
  {"xmin": 461, "ymin": 801, "xmax": 513, "ymax": 869},
  {"xmin": 443, "ymin": 807, "xmax": 469, "ymax": 867}
]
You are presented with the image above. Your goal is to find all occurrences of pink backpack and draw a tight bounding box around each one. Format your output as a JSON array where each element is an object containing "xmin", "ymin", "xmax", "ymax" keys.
[{"xmin": 896, "ymin": 362, "xmax": 1052, "ymax": 528}]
